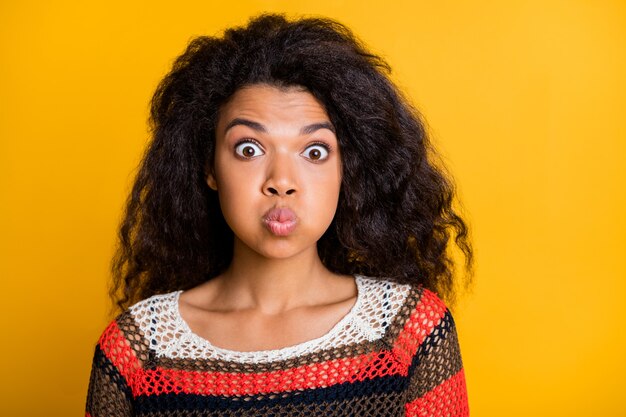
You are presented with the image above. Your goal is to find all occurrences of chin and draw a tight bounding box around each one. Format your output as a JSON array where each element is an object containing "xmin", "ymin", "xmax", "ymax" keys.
[
  {"xmin": 256, "ymin": 245, "xmax": 311, "ymax": 261},
  {"xmin": 234, "ymin": 229, "xmax": 325, "ymax": 261}
]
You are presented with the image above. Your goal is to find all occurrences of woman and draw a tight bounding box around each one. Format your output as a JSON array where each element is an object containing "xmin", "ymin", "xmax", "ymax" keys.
[{"xmin": 86, "ymin": 14, "xmax": 473, "ymax": 416}]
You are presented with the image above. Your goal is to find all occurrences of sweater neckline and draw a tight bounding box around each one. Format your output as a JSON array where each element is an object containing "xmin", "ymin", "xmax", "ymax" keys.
[{"xmin": 172, "ymin": 275, "xmax": 365, "ymax": 361}]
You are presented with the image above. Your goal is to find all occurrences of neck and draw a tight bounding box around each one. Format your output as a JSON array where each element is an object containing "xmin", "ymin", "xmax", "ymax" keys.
[{"xmin": 215, "ymin": 239, "xmax": 336, "ymax": 314}]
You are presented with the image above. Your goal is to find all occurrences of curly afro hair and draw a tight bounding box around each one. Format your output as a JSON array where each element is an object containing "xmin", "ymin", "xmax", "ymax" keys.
[{"xmin": 111, "ymin": 13, "xmax": 473, "ymax": 311}]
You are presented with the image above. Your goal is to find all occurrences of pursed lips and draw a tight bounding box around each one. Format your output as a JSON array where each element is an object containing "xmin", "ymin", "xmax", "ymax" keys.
[{"xmin": 262, "ymin": 207, "xmax": 297, "ymax": 236}]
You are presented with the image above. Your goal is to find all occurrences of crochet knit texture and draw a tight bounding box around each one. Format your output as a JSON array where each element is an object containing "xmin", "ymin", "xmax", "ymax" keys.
[{"xmin": 86, "ymin": 276, "xmax": 469, "ymax": 416}]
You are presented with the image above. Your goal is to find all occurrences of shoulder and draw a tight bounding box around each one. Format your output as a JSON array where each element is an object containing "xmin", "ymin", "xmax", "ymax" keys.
[
  {"xmin": 399, "ymin": 284, "xmax": 455, "ymax": 346},
  {"xmin": 127, "ymin": 290, "xmax": 182, "ymax": 323},
  {"xmin": 355, "ymin": 276, "xmax": 451, "ymax": 339},
  {"xmin": 357, "ymin": 276, "xmax": 455, "ymax": 359},
  {"xmin": 95, "ymin": 291, "xmax": 181, "ymax": 370},
  {"xmin": 356, "ymin": 275, "xmax": 449, "ymax": 319}
]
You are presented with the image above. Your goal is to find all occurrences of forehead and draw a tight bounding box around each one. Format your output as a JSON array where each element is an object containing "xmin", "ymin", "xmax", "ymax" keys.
[{"xmin": 217, "ymin": 84, "xmax": 330, "ymax": 128}]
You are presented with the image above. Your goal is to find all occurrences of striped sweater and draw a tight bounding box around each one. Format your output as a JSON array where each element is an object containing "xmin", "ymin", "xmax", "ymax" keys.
[{"xmin": 86, "ymin": 276, "xmax": 469, "ymax": 416}]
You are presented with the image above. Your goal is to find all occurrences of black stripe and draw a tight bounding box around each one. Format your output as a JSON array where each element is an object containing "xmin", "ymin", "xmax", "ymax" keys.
[
  {"xmin": 134, "ymin": 372, "xmax": 409, "ymax": 413},
  {"xmin": 408, "ymin": 310, "xmax": 455, "ymax": 374},
  {"xmin": 92, "ymin": 345, "xmax": 134, "ymax": 397}
]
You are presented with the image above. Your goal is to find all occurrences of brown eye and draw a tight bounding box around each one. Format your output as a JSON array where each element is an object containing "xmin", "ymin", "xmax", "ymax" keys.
[
  {"xmin": 302, "ymin": 144, "xmax": 329, "ymax": 161},
  {"xmin": 235, "ymin": 141, "xmax": 264, "ymax": 158},
  {"xmin": 243, "ymin": 146, "xmax": 255, "ymax": 157},
  {"xmin": 309, "ymin": 148, "xmax": 321, "ymax": 160}
]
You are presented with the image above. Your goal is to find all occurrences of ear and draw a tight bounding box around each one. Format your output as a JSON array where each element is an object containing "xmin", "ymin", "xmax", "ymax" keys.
[{"xmin": 206, "ymin": 172, "xmax": 218, "ymax": 191}]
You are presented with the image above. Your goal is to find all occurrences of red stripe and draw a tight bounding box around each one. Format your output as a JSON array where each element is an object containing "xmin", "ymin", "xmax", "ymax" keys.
[
  {"xmin": 98, "ymin": 320, "xmax": 142, "ymax": 382},
  {"xmin": 132, "ymin": 350, "xmax": 405, "ymax": 396},
  {"xmin": 405, "ymin": 369, "xmax": 468, "ymax": 417},
  {"xmin": 392, "ymin": 289, "xmax": 447, "ymax": 366}
]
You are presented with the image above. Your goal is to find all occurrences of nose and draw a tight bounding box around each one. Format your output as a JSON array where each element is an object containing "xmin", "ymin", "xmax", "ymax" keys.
[{"xmin": 262, "ymin": 154, "xmax": 297, "ymax": 197}]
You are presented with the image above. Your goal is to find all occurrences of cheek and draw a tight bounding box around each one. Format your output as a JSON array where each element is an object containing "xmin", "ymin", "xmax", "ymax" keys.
[
  {"xmin": 216, "ymin": 188, "xmax": 257, "ymax": 241},
  {"xmin": 213, "ymin": 162, "xmax": 255, "ymax": 227},
  {"xmin": 217, "ymin": 176, "xmax": 257, "ymax": 214},
  {"xmin": 308, "ymin": 169, "xmax": 342, "ymax": 221}
]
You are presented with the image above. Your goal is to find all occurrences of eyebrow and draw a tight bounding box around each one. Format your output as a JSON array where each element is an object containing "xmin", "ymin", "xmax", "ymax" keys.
[
  {"xmin": 224, "ymin": 118, "xmax": 335, "ymax": 135},
  {"xmin": 301, "ymin": 122, "xmax": 335, "ymax": 135}
]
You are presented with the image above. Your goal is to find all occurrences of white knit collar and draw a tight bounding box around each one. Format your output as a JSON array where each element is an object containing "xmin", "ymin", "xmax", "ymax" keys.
[{"xmin": 130, "ymin": 275, "xmax": 411, "ymax": 363}]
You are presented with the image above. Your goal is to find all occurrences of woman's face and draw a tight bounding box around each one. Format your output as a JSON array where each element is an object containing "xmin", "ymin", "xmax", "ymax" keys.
[{"xmin": 209, "ymin": 84, "xmax": 342, "ymax": 261}]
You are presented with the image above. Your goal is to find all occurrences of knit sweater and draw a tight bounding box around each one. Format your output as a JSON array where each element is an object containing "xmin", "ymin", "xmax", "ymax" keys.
[{"xmin": 85, "ymin": 276, "xmax": 469, "ymax": 416}]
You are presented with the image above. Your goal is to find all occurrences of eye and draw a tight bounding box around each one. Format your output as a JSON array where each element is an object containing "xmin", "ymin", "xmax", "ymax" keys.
[
  {"xmin": 301, "ymin": 143, "xmax": 330, "ymax": 161},
  {"xmin": 234, "ymin": 140, "xmax": 264, "ymax": 158}
]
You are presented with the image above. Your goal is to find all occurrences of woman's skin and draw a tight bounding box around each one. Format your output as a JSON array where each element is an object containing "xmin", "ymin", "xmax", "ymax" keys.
[{"xmin": 178, "ymin": 84, "xmax": 357, "ymax": 352}]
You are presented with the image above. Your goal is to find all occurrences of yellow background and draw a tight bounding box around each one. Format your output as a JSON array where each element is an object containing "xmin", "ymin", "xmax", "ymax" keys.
[{"xmin": 1, "ymin": 1, "xmax": 625, "ymax": 415}]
